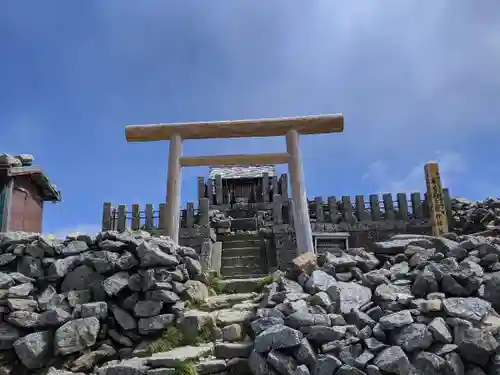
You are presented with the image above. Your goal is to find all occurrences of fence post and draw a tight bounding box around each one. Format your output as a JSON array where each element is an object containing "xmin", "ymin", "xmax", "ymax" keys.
[
  {"xmin": 145, "ymin": 204, "xmax": 154, "ymax": 230},
  {"xmin": 117, "ymin": 204, "xmax": 127, "ymax": 232},
  {"xmin": 443, "ymin": 188, "xmax": 452, "ymax": 224},
  {"xmin": 197, "ymin": 177, "xmax": 206, "ymax": 201},
  {"xmin": 314, "ymin": 197, "xmax": 324, "ymax": 222},
  {"xmin": 207, "ymin": 178, "xmax": 215, "ymax": 205},
  {"xmin": 262, "ymin": 172, "xmax": 269, "ymax": 203},
  {"xmin": 280, "ymin": 173, "xmax": 289, "ymax": 200},
  {"xmin": 397, "ymin": 193, "xmax": 409, "ymax": 220},
  {"xmin": 158, "ymin": 203, "xmax": 166, "ymax": 230},
  {"xmin": 369, "ymin": 194, "xmax": 381, "ymax": 221},
  {"xmin": 383, "ymin": 194, "xmax": 395, "ymax": 220},
  {"xmin": 423, "ymin": 193, "xmax": 430, "ymax": 218},
  {"xmin": 215, "ymin": 175, "xmax": 223, "ymax": 205},
  {"xmin": 271, "ymin": 175, "xmax": 278, "ymax": 197},
  {"xmin": 102, "ymin": 202, "xmax": 112, "ymax": 231},
  {"xmin": 342, "ymin": 196, "xmax": 356, "ymax": 222},
  {"xmin": 327, "ymin": 196, "xmax": 338, "ymax": 223},
  {"xmin": 131, "ymin": 204, "xmax": 140, "ymax": 230},
  {"xmin": 355, "ymin": 195, "xmax": 369, "ymax": 221},
  {"xmin": 273, "ymin": 194, "xmax": 283, "ymax": 224},
  {"xmin": 287, "ymin": 198, "xmax": 294, "ymax": 226},
  {"xmin": 199, "ymin": 198, "xmax": 210, "ymax": 225},
  {"xmin": 411, "ymin": 192, "xmax": 423, "ymax": 219},
  {"xmin": 186, "ymin": 202, "xmax": 195, "ymax": 228}
]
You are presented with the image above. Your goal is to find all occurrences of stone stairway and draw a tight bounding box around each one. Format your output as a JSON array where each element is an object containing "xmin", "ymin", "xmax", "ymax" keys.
[
  {"xmin": 219, "ymin": 233, "xmax": 268, "ymax": 279},
  {"xmin": 102, "ymin": 292, "xmax": 262, "ymax": 375}
]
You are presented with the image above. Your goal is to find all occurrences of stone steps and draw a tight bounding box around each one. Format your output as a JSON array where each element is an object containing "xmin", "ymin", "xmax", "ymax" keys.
[
  {"xmin": 222, "ymin": 238, "xmax": 262, "ymax": 249},
  {"xmin": 105, "ymin": 294, "xmax": 261, "ymax": 375},
  {"xmin": 220, "ymin": 233, "xmax": 268, "ymax": 278},
  {"xmin": 216, "ymin": 277, "xmax": 272, "ymax": 294},
  {"xmin": 221, "ymin": 263, "xmax": 267, "ymax": 278},
  {"xmin": 219, "ymin": 233, "xmax": 262, "ymax": 243},
  {"xmin": 221, "ymin": 254, "xmax": 264, "ymax": 268},
  {"xmin": 221, "ymin": 245, "xmax": 262, "ymax": 258}
]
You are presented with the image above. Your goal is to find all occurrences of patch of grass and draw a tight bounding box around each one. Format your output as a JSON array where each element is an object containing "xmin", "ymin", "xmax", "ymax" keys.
[
  {"xmin": 146, "ymin": 320, "xmax": 217, "ymax": 355},
  {"xmin": 196, "ymin": 320, "xmax": 217, "ymax": 343},
  {"xmin": 173, "ymin": 361, "xmax": 197, "ymax": 375},
  {"xmin": 184, "ymin": 319, "xmax": 217, "ymax": 345},
  {"xmin": 146, "ymin": 326, "xmax": 184, "ymax": 354},
  {"xmin": 254, "ymin": 275, "xmax": 274, "ymax": 293},
  {"xmin": 184, "ymin": 300, "xmax": 202, "ymax": 310},
  {"xmin": 207, "ymin": 274, "xmax": 226, "ymax": 294}
]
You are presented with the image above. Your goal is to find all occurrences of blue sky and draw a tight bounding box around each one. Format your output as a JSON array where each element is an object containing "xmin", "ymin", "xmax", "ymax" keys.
[{"xmin": 1, "ymin": 1, "xmax": 499, "ymax": 236}]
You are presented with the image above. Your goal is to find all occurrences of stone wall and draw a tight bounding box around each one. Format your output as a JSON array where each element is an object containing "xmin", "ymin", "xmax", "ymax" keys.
[
  {"xmin": 0, "ymin": 230, "xmax": 210, "ymax": 373},
  {"xmin": 273, "ymin": 219, "xmax": 434, "ymax": 270}
]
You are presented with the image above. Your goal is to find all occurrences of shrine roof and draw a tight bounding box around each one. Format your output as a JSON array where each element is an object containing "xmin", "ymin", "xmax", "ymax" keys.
[{"xmin": 208, "ymin": 165, "xmax": 276, "ymax": 180}]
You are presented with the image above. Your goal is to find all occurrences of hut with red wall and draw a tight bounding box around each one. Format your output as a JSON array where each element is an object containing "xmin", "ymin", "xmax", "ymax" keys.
[{"xmin": 0, "ymin": 154, "xmax": 61, "ymax": 233}]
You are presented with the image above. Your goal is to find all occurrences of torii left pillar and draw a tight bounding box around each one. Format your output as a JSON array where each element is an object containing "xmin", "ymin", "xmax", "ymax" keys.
[{"xmin": 165, "ymin": 134, "xmax": 183, "ymax": 242}]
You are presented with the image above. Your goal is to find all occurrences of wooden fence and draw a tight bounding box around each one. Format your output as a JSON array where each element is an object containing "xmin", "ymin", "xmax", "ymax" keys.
[
  {"xmin": 102, "ymin": 188, "xmax": 452, "ymax": 232},
  {"xmin": 101, "ymin": 198, "xmax": 211, "ymax": 232}
]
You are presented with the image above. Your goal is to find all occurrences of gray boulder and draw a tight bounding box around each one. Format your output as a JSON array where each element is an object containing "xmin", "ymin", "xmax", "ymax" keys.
[
  {"xmin": 54, "ymin": 317, "xmax": 100, "ymax": 355},
  {"xmin": 13, "ymin": 331, "xmax": 52, "ymax": 369}
]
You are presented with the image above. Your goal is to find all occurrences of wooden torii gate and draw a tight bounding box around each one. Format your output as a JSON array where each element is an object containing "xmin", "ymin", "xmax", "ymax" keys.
[{"xmin": 125, "ymin": 114, "xmax": 344, "ymax": 255}]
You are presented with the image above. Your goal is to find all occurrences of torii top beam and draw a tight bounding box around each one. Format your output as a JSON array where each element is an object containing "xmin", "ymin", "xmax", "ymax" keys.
[{"xmin": 125, "ymin": 114, "xmax": 344, "ymax": 142}]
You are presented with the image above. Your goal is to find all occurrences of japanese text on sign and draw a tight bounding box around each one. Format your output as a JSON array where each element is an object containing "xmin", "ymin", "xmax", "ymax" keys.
[{"xmin": 424, "ymin": 162, "xmax": 448, "ymax": 236}]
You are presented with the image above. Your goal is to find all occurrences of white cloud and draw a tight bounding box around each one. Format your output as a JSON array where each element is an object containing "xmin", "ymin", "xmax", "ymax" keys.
[{"xmin": 363, "ymin": 151, "xmax": 466, "ymax": 193}]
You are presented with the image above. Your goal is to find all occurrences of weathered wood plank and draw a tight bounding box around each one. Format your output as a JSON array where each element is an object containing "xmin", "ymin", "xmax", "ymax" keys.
[
  {"xmin": 397, "ymin": 193, "xmax": 409, "ymax": 220},
  {"xmin": 411, "ymin": 192, "xmax": 423, "ymax": 219},
  {"xmin": 369, "ymin": 195, "xmax": 381, "ymax": 221},
  {"xmin": 186, "ymin": 202, "xmax": 195, "ymax": 228},
  {"xmin": 215, "ymin": 174, "xmax": 223, "ymax": 205},
  {"xmin": 158, "ymin": 203, "xmax": 166, "ymax": 229},
  {"xmin": 102, "ymin": 202, "xmax": 112, "ymax": 231},
  {"xmin": 315, "ymin": 197, "xmax": 324, "ymax": 221},
  {"xmin": 131, "ymin": 204, "xmax": 140, "ymax": 230},
  {"xmin": 117, "ymin": 204, "xmax": 127, "ymax": 232},
  {"xmin": 145, "ymin": 204, "xmax": 154, "ymax": 230},
  {"xmin": 383, "ymin": 194, "xmax": 395, "ymax": 220},
  {"xmin": 273, "ymin": 194, "xmax": 283, "ymax": 224}
]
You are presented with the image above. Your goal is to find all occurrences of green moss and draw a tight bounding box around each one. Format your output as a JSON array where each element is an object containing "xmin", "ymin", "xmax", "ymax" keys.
[
  {"xmin": 146, "ymin": 320, "xmax": 216, "ymax": 355},
  {"xmin": 184, "ymin": 300, "xmax": 202, "ymax": 310},
  {"xmin": 146, "ymin": 326, "xmax": 184, "ymax": 354},
  {"xmin": 207, "ymin": 275, "xmax": 226, "ymax": 294},
  {"xmin": 254, "ymin": 275, "xmax": 274, "ymax": 292},
  {"xmin": 183, "ymin": 319, "xmax": 216, "ymax": 345},
  {"xmin": 196, "ymin": 320, "xmax": 216, "ymax": 343},
  {"xmin": 173, "ymin": 361, "xmax": 197, "ymax": 375}
]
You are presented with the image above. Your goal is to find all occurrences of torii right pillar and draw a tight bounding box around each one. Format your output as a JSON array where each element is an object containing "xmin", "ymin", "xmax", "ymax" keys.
[{"xmin": 286, "ymin": 129, "xmax": 315, "ymax": 255}]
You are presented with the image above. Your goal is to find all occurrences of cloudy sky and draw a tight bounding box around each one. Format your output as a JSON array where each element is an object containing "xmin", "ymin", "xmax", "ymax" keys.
[{"xmin": 1, "ymin": 1, "xmax": 499, "ymax": 236}]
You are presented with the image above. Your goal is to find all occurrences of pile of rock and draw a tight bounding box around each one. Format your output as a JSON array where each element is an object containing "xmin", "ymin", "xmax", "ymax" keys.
[
  {"xmin": 451, "ymin": 197, "xmax": 500, "ymax": 235},
  {"xmin": 246, "ymin": 233, "xmax": 500, "ymax": 375},
  {"xmin": 4, "ymin": 225, "xmax": 500, "ymax": 375},
  {"xmin": 0, "ymin": 153, "xmax": 34, "ymax": 167},
  {"xmin": 0, "ymin": 230, "xmax": 209, "ymax": 373}
]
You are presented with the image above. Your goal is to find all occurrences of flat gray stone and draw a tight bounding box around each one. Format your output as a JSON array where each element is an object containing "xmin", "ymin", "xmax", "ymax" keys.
[
  {"xmin": 379, "ymin": 310, "xmax": 414, "ymax": 330},
  {"xmin": 54, "ymin": 317, "xmax": 100, "ymax": 355},
  {"xmin": 443, "ymin": 297, "xmax": 491, "ymax": 323},
  {"xmin": 146, "ymin": 344, "xmax": 214, "ymax": 368},
  {"xmin": 254, "ymin": 325, "xmax": 303, "ymax": 353},
  {"xmin": 13, "ymin": 331, "xmax": 51, "ymax": 369}
]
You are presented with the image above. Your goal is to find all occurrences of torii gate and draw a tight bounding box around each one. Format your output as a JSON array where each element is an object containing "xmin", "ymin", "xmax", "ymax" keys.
[{"xmin": 125, "ymin": 114, "xmax": 344, "ymax": 255}]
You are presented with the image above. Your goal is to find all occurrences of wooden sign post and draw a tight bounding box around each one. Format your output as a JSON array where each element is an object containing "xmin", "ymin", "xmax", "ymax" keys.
[{"xmin": 424, "ymin": 161, "xmax": 449, "ymax": 236}]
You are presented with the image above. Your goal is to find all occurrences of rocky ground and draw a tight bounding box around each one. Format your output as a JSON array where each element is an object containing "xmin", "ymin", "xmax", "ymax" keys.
[
  {"xmin": 450, "ymin": 197, "xmax": 500, "ymax": 235},
  {"xmin": 2, "ymin": 197, "xmax": 500, "ymax": 374}
]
